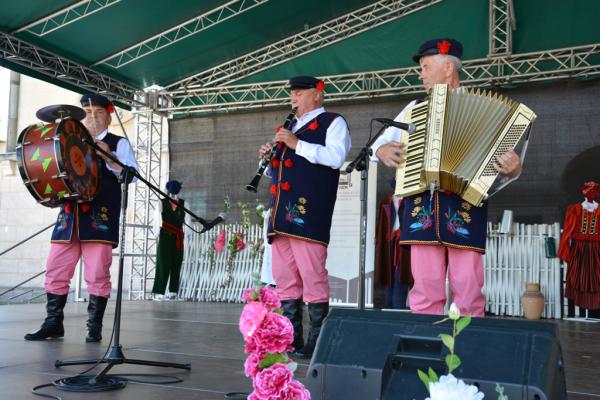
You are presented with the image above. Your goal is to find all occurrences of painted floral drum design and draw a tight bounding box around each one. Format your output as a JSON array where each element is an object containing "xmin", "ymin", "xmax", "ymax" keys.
[{"xmin": 16, "ymin": 118, "xmax": 101, "ymax": 207}]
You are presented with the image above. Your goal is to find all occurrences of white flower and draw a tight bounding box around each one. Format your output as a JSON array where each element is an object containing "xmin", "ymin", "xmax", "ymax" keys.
[
  {"xmin": 448, "ymin": 303, "xmax": 461, "ymax": 320},
  {"xmin": 425, "ymin": 374, "xmax": 484, "ymax": 400}
]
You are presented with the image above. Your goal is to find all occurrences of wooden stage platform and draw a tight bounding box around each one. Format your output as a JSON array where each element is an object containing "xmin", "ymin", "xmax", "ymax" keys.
[{"xmin": 0, "ymin": 301, "xmax": 598, "ymax": 399}]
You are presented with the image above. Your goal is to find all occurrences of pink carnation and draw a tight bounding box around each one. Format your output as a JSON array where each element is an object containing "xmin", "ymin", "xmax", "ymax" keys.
[
  {"xmin": 281, "ymin": 380, "xmax": 311, "ymax": 400},
  {"xmin": 239, "ymin": 301, "xmax": 269, "ymax": 341},
  {"xmin": 236, "ymin": 240, "xmax": 246, "ymax": 250},
  {"xmin": 252, "ymin": 363, "xmax": 292, "ymax": 399},
  {"xmin": 244, "ymin": 352, "xmax": 263, "ymax": 377},
  {"xmin": 252, "ymin": 312, "xmax": 294, "ymax": 354},
  {"xmin": 214, "ymin": 229, "xmax": 226, "ymax": 253},
  {"xmin": 259, "ymin": 286, "xmax": 281, "ymax": 310},
  {"xmin": 242, "ymin": 288, "xmax": 259, "ymax": 303}
]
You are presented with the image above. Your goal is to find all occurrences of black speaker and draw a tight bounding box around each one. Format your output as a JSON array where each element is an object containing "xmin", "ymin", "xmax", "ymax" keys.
[{"xmin": 306, "ymin": 309, "xmax": 566, "ymax": 400}]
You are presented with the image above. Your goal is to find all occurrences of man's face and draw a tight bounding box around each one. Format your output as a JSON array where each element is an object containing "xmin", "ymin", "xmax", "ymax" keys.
[
  {"xmin": 82, "ymin": 105, "xmax": 111, "ymax": 137},
  {"xmin": 290, "ymin": 88, "xmax": 322, "ymax": 116},
  {"xmin": 419, "ymin": 55, "xmax": 449, "ymax": 93}
]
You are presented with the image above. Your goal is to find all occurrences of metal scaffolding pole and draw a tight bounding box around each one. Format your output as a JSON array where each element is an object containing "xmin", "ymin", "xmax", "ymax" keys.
[{"xmin": 127, "ymin": 96, "xmax": 163, "ymax": 300}]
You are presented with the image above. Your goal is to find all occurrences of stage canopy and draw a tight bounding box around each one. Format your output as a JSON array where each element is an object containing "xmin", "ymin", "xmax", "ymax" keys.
[{"xmin": 1, "ymin": 0, "xmax": 600, "ymax": 116}]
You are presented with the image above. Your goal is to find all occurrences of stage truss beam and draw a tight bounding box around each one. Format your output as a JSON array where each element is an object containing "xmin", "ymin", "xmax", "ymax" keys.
[
  {"xmin": 489, "ymin": 0, "xmax": 515, "ymax": 56},
  {"xmin": 94, "ymin": 0, "xmax": 269, "ymax": 69},
  {"xmin": 13, "ymin": 0, "xmax": 122, "ymax": 37},
  {"xmin": 0, "ymin": 31, "xmax": 142, "ymax": 107},
  {"xmin": 163, "ymin": 43, "xmax": 600, "ymax": 115},
  {"xmin": 127, "ymin": 105, "xmax": 163, "ymax": 300},
  {"xmin": 167, "ymin": 0, "xmax": 444, "ymax": 90}
]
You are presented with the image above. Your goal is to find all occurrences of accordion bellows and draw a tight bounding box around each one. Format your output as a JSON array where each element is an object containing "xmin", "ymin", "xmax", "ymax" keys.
[{"xmin": 395, "ymin": 84, "xmax": 536, "ymax": 206}]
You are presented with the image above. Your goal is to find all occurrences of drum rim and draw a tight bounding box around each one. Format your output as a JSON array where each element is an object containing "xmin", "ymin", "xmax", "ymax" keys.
[{"xmin": 16, "ymin": 124, "xmax": 51, "ymax": 205}]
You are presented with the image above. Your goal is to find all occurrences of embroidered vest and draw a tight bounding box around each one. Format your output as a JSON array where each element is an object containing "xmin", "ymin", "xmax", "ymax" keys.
[
  {"xmin": 399, "ymin": 191, "xmax": 488, "ymax": 253},
  {"xmin": 51, "ymin": 132, "xmax": 124, "ymax": 248},
  {"xmin": 267, "ymin": 112, "xmax": 342, "ymax": 246}
]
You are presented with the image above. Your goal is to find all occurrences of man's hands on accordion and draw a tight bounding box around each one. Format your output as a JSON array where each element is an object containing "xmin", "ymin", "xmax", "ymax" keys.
[
  {"xmin": 493, "ymin": 149, "xmax": 522, "ymax": 179},
  {"xmin": 375, "ymin": 141, "xmax": 406, "ymax": 168}
]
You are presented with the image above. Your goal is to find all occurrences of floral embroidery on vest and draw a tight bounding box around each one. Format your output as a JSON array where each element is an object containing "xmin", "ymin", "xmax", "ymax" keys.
[
  {"xmin": 444, "ymin": 206, "xmax": 472, "ymax": 238},
  {"xmin": 410, "ymin": 203, "xmax": 433, "ymax": 231},
  {"xmin": 90, "ymin": 206, "xmax": 110, "ymax": 231},
  {"xmin": 285, "ymin": 197, "xmax": 307, "ymax": 227}
]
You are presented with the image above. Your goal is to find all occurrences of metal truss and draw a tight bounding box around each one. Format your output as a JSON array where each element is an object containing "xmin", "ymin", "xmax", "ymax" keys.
[
  {"xmin": 95, "ymin": 0, "xmax": 269, "ymax": 69},
  {"xmin": 163, "ymin": 43, "xmax": 600, "ymax": 115},
  {"xmin": 13, "ymin": 0, "xmax": 121, "ymax": 37},
  {"xmin": 127, "ymin": 104, "xmax": 163, "ymax": 300},
  {"xmin": 489, "ymin": 0, "xmax": 515, "ymax": 56},
  {"xmin": 167, "ymin": 0, "xmax": 444, "ymax": 90},
  {"xmin": 0, "ymin": 31, "xmax": 142, "ymax": 107}
]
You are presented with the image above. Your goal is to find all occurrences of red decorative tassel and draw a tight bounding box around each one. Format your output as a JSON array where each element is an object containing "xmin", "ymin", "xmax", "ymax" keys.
[
  {"xmin": 284, "ymin": 159, "xmax": 293, "ymax": 168},
  {"xmin": 437, "ymin": 40, "xmax": 451, "ymax": 55},
  {"xmin": 308, "ymin": 120, "xmax": 319, "ymax": 131},
  {"xmin": 64, "ymin": 204, "xmax": 72, "ymax": 213},
  {"xmin": 271, "ymin": 158, "xmax": 281, "ymax": 168},
  {"xmin": 81, "ymin": 203, "xmax": 90, "ymax": 213},
  {"xmin": 270, "ymin": 184, "xmax": 278, "ymax": 196},
  {"xmin": 281, "ymin": 181, "xmax": 291, "ymax": 191}
]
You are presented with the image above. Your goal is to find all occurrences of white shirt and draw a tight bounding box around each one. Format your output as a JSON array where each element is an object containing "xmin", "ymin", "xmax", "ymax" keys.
[
  {"xmin": 582, "ymin": 200, "xmax": 599, "ymax": 212},
  {"xmin": 96, "ymin": 129, "xmax": 140, "ymax": 178}
]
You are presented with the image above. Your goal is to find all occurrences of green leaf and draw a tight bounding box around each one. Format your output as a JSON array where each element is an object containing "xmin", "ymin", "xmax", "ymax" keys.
[
  {"xmin": 445, "ymin": 354, "xmax": 461, "ymax": 373},
  {"xmin": 456, "ymin": 315, "xmax": 472, "ymax": 336},
  {"xmin": 258, "ymin": 353, "xmax": 287, "ymax": 369},
  {"xmin": 438, "ymin": 333, "xmax": 454, "ymax": 353},
  {"xmin": 417, "ymin": 369, "xmax": 431, "ymax": 393},
  {"xmin": 427, "ymin": 367, "xmax": 439, "ymax": 383}
]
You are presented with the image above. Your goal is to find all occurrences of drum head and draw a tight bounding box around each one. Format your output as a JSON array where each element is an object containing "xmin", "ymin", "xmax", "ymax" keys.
[
  {"xmin": 36, "ymin": 104, "xmax": 86, "ymax": 123},
  {"xmin": 56, "ymin": 119, "xmax": 101, "ymax": 203}
]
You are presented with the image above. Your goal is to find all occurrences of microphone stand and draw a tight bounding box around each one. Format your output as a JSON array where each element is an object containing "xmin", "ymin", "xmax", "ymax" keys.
[
  {"xmin": 345, "ymin": 120, "xmax": 393, "ymax": 311},
  {"xmin": 54, "ymin": 138, "xmax": 200, "ymax": 390}
]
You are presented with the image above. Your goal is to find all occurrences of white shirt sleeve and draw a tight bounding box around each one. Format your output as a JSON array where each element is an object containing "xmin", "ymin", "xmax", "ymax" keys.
[
  {"xmin": 294, "ymin": 116, "xmax": 351, "ymax": 169},
  {"xmin": 370, "ymin": 100, "xmax": 417, "ymax": 163},
  {"xmin": 152, "ymin": 200, "xmax": 162, "ymax": 239},
  {"xmin": 106, "ymin": 137, "xmax": 140, "ymax": 181}
]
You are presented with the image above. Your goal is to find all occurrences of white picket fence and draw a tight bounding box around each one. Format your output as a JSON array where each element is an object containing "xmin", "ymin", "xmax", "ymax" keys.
[
  {"xmin": 178, "ymin": 223, "xmax": 263, "ymax": 302},
  {"xmin": 484, "ymin": 223, "xmax": 562, "ymax": 319},
  {"xmin": 179, "ymin": 222, "xmax": 564, "ymax": 318}
]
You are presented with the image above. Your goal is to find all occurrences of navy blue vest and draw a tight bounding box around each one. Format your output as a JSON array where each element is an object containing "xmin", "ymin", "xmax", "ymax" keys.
[
  {"xmin": 399, "ymin": 191, "xmax": 488, "ymax": 253},
  {"xmin": 51, "ymin": 132, "xmax": 124, "ymax": 248},
  {"xmin": 267, "ymin": 112, "xmax": 342, "ymax": 246}
]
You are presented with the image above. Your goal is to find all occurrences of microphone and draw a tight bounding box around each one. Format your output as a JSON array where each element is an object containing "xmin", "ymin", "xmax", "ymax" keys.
[
  {"xmin": 200, "ymin": 212, "xmax": 227, "ymax": 233},
  {"xmin": 373, "ymin": 118, "xmax": 416, "ymax": 134}
]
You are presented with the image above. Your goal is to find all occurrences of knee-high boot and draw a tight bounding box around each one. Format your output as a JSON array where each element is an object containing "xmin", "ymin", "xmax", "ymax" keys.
[
  {"xmin": 24, "ymin": 293, "xmax": 67, "ymax": 341},
  {"xmin": 292, "ymin": 302, "xmax": 328, "ymax": 359},
  {"xmin": 85, "ymin": 295, "xmax": 108, "ymax": 342},
  {"xmin": 281, "ymin": 299, "xmax": 304, "ymax": 351}
]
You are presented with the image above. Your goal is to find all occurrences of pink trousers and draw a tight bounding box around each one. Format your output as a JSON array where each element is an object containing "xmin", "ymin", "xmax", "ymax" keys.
[
  {"xmin": 45, "ymin": 237, "xmax": 113, "ymax": 298},
  {"xmin": 271, "ymin": 236, "xmax": 329, "ymax": 303},
  {"xmin": 409, "ymin": 244, "xmax": 485, "ymax": 317}
]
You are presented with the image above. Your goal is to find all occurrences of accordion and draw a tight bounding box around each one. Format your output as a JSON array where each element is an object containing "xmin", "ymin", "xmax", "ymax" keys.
[{"xmin": 394, "ymin": 84, "xmax": 536, "ymax": 206}]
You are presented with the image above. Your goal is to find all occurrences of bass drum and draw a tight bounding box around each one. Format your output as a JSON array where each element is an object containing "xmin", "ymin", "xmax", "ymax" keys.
[{"xmin": 16, "ymin": 118, "xmax": 101, "ymax": 208}]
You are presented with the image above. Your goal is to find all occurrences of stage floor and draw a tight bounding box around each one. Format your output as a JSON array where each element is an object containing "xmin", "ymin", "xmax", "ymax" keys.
[{"xmin": 0, "ymin": 301, "xmax": 598, "ymax": 400}]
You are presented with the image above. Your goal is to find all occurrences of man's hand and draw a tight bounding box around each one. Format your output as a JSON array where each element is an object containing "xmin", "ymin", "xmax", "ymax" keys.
[
  {"xmin": 274, "ymin": 128, "xmax": 299, "ymax": 150},
  {"xmin": 375, "ymin": 141, "xmax": 406, "ymax": 168},
  {"xmin": 493, "ymin": 149, "xmax": 521, "ymax": 179},
  {"xmin": 259, "ymin": 143, "xmax": 273, "ymax": 159},
  {"xmin": 94, "ymin": 140, "xmax": 112, "ymax": 162}
]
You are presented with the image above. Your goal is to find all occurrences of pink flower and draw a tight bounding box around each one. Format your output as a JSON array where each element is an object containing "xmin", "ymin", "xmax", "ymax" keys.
[
  {"xmin": 214, "ymin": 230, "xmax": 226, "ymax": 253},
  {"xmin": 242, "ymin": 288, "xmax": 259, "ymax": 303},
  {"xmin": 236, "ymin": 240, "xmax": 246, "ymax": 250},
  {"xmin": 239, "ymin": 301, "xmax": 269, "ymax": 341},
  {"xmin": 252, "ymin": 313, "xmax": 294, "ymax": 354},
  {"xmin": 252, "ymin": 363, "xmax": 293, "ymax": 399},
  {"xmin": 236, "ymin": 231, "xmax": 244, "ymax": 239},
  {"xmin": 244, "ymin": 352, "xmax": 263, "ymax": 377},
  {"xmin": 280, "ymin": 380, "xmax": 311, "ymax": 400},
  {"xmin": 259, "ymin": 286, "xmax": 281, "ymax": 310}
]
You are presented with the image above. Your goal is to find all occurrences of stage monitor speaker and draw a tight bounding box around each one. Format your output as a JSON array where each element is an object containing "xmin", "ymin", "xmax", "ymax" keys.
[{"xmin": 306, "ymin": 309, "xmax": 566, "ymax": 400}]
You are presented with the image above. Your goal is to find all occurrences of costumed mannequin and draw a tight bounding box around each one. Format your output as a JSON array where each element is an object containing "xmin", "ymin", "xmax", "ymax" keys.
[
  {"xmin": 152, "ymin": 180, "xmax": 186, "ymax": 299},
  {"xmin": 24, "ymin": 94, "xmax": 139, "ymax": 342},
  {"xmin": 558, "ymin": 181, "xmax": 600, "ymax": 315}
]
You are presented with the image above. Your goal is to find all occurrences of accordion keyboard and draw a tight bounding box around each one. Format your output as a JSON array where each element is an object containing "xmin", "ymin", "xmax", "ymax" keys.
[{"xmin": 395, "ymin": 101, "xmax": 429, "ymax": 196}]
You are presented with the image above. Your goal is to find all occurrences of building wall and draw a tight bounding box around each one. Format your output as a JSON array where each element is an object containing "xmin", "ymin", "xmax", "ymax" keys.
[{"xmin": 169, "ymin": 79, "xmax": 600, "ymax": 226}]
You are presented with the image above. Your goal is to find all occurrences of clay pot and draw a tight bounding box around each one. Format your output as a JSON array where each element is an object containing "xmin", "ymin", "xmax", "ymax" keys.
[{"xmin": 522, "ymin": 283, "xmax": 545, "ymax": 320}]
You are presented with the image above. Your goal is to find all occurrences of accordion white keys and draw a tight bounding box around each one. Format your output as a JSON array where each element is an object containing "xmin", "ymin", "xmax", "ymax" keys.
[{"xmin": 394, "ymin": 84, "xmax": 537, "ymax": 206}]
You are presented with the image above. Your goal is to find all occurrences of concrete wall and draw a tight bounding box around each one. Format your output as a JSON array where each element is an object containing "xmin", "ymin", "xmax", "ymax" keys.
[{"xmin": 169, "ymin": 79, "xmax": 600, "ymax": 225}]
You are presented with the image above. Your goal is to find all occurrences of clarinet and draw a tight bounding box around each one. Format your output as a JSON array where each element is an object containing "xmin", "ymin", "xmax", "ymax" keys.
[{"xmin": 246, "ymin": 109, "xmax": 297, "ymax": 192}]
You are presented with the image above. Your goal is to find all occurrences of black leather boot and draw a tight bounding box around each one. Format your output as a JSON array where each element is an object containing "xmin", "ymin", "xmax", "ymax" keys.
[
  {"xmin": 24, "ymin": 293, "xmax": 67, "ymax": 341},
  {"xmin": 85, "ymin": 295, "xmax": 108, "ymax": 342},
  {"xmin": 281, "ymin": 299, "xmax": 304, "ymax": 351},
  {"xmin": 292, "ymin": 302, "xmax": 328, "ymax": 359}
]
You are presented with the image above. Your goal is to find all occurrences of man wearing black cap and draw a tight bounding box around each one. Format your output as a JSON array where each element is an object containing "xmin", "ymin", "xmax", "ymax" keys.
[
  {"xmin": 24, "ymin": 94, "xmax": 139, "ymax": 342},
  {"xmin": 259, "ymin": 76, "xmax": 351, "ymax": 358},
  {"xmin": 370, "ymin": 39, "xmax": 522, "ymax": 318}
]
